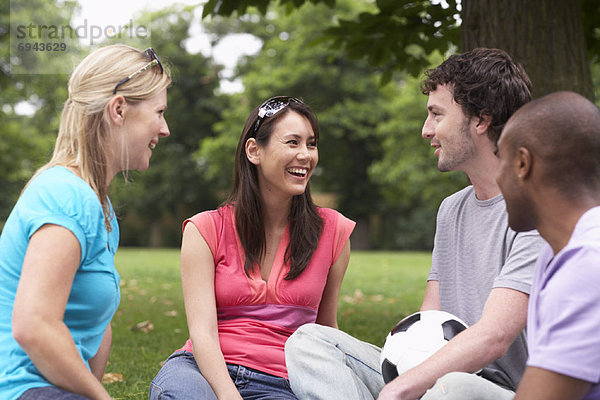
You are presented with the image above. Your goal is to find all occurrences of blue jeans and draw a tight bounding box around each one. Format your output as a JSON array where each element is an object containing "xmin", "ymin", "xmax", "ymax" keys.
[
  {"xmin": 19, "ymin": 386, "xmax": 90, "ymax": 399},
  {"xmin": 149, "ymin": 351, "xmax": 297, "ymax": 400},
  {"xmin": 285, "ymin": 324, "xmax": 515, "ymax": 400}
]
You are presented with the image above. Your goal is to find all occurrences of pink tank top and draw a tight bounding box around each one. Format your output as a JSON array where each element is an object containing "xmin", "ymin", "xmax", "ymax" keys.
[{"xmin": 177, "ymin": 205, "xmax": 355, "ymax": 378}]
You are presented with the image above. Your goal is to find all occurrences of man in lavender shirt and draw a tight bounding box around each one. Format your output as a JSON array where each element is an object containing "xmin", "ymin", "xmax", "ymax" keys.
[{"xmin": 496, "ymin": 91, "xmax": 600, "ymax": 400}]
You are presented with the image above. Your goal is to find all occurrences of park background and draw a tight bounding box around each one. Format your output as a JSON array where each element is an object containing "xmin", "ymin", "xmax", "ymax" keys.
[{"xmin": 2, "ymin": 0, "xmax": 600, "ymax": 398}]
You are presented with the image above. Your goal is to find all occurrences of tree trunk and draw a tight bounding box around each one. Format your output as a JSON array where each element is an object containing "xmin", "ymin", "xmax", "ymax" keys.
[{"xmin": 461, "ymin": 0, "xmax": 594, "ymax": 101}]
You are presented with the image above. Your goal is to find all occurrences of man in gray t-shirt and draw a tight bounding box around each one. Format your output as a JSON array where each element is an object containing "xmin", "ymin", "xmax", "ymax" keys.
[
  {"xmin": 428, "ymin": 186, "xmax": 542, "ymax": 391},
  {"xmin": 285, "ymin": 48, "xmax": 544, "ymax": 400}
]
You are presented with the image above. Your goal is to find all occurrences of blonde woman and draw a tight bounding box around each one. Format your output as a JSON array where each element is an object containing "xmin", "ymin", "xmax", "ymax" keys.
[{"xmin": 0, "ymin": 44, "xmax": 171, "ymax": 400}]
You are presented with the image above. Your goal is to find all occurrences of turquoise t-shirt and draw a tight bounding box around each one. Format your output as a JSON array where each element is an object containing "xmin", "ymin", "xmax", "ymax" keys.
[{"xmin": 0, "ymin": 166, "xmax": 120, "ymax": 399}]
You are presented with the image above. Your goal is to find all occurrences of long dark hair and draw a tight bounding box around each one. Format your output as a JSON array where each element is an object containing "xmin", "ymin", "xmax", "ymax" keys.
[{"xmin": 227, "ymin": 98, "xmax": 323, "ymax": 280}]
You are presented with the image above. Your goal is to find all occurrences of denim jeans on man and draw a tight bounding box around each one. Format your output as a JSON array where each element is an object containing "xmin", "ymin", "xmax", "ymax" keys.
[{"xmin": 149, "ymin": 351, "xmax": 297, "ymax": 400}]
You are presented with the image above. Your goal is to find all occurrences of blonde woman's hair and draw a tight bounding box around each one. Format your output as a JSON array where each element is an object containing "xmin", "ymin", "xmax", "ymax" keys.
[{"xmin": 33, "ymin": 44, "xmax": 171, "ymax": 231}]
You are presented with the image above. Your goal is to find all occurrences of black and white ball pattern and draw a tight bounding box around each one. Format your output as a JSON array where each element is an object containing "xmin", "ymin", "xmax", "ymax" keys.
[{"xmin": 380, "ymin": 310, "xmax": 469, "ymax": 383}]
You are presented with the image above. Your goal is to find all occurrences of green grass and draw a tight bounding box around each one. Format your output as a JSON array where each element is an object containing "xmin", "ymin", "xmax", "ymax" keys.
[{"xmin": 106, "ymin": 248, "xmax": 431, "ymax": 399}]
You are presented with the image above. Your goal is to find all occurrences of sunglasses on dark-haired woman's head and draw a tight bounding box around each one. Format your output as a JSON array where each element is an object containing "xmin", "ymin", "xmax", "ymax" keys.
[{"xmin": 252, "ymin": 96, "xmax": 304, "ymax": 135}]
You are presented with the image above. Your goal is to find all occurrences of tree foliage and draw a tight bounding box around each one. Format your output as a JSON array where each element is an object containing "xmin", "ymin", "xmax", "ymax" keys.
[
  {"xmin": 204, "ymin": 0, "xmax": 461, "ymax": 83},
  {"xmin": 202, "ymin": 0, "xmax": 335, "ymax": 17},
  {"xmin": 0, "ymin": 0, "xmax": 79, "ymax": 222},
  {"xmin": 202, "ymin": 0, "xmax": 600, "ymax": 98}
]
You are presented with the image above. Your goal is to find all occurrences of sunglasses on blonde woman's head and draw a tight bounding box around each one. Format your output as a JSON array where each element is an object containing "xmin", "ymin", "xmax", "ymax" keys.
[
  {"xmin": 112, "ymin": 48, "xmax": 163, "ymax": 95},
  {"xmin": 252, "ymin": 96, "xmax": 304, "ymax": 135}
]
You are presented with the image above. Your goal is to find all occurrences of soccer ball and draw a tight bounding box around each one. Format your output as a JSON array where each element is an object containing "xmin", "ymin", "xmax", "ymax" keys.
[{"xmin": 380, "ymin": 310, "xmax": 469, "ymax": 383}]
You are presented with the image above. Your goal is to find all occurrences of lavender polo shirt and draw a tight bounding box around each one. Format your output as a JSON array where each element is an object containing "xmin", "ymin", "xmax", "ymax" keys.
[{"xmin": 527, "ymin": 206, "xmax": 600, "ymax": 399}]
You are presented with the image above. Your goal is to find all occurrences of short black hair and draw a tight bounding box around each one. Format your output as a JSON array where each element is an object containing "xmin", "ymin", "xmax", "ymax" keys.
[{"xmin": 504, "ymin": 91, "xmax": 600, "ymax": 194}]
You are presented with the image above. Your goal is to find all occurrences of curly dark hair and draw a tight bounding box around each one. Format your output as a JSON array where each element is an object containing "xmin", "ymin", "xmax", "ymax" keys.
[{"xmin": 421, "ymin": 48, "xmax": 532, "ymax": 146}]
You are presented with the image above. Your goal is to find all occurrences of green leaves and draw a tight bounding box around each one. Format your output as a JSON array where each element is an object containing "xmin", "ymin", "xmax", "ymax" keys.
[
  {"xmin": 323, "ymin": 0, "xmax": 460, "ymax": 82},
  {"xmin": 202, "ymin": 0, "xmax": 335, "ymax": 18},
  {"xmin": 201, "ymin": 0, "xmax": 461, "ymax": 82},
  {"xmin": 0, "ymin": 0, "xmax": 75, "ymax": 220}
]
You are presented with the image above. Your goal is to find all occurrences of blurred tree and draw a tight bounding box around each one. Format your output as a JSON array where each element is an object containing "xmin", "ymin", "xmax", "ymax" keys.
[
  {"xmin": 0, "ymin": 0, "xmax": 79, "ymax": 223},
  {"xmin": 203, "ymin": 0, "xmax": 600, "ymax": 100},
  {"xmin": 368, "ymin": 63, "xmax": 468, "ymax": 248}
]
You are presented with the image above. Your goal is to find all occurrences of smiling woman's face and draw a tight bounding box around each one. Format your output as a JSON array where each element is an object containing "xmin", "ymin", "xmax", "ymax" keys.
[
  {"xmin": 110, "ymin": 88, "xmax": 170, "ymax": 176},
  {"xmin": 250, "ymin": 110, "xmax": 318, "ymax": 202}
]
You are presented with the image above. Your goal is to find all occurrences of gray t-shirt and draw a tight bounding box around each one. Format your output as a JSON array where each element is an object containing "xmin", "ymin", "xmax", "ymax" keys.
[{"xmin": 428, "ymin": 186, "xmax": 545, "ymax": 391}]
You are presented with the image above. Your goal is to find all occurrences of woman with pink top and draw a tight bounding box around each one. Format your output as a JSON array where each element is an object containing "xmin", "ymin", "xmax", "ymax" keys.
[{"xmin": 149, "ymin": 96, "xmax": 355, "ymax": 399}]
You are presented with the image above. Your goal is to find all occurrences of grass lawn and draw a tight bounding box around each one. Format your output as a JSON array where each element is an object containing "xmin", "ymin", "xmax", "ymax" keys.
[{"xmin": 106, "ymin": 248, "xmax": 431, "ymax": 399}]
